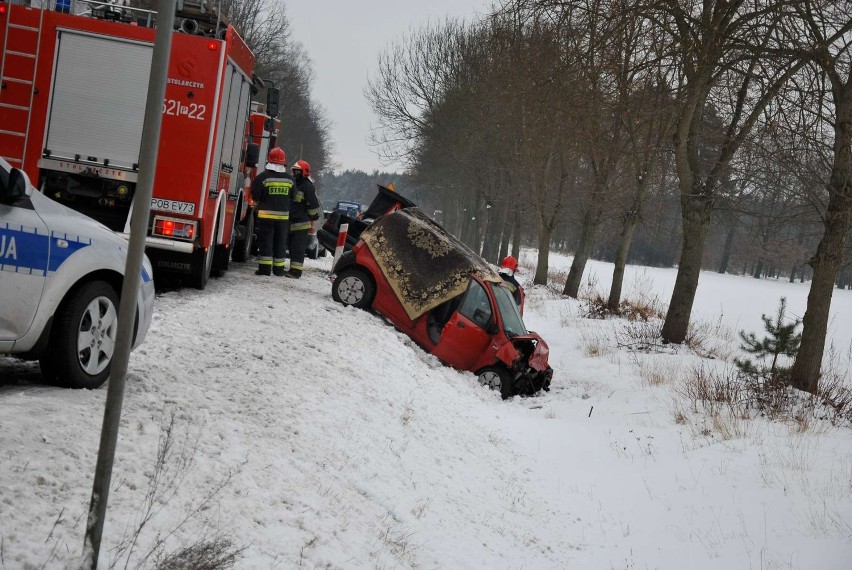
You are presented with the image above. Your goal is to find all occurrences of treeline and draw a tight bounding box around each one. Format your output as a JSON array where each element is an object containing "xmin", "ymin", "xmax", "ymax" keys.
[{"xmin": 365, "ymin": 0, "xmax": 852, "ymax": 394}]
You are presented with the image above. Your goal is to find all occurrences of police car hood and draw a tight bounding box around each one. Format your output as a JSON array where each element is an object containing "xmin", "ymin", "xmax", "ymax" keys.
[
  {"xmin": 32, "ymin": 190, "xmax": 126, "ymax": 244},
  {"xmin": 361, "ymin": 207, "xmax": 502, "ymax": 320}
]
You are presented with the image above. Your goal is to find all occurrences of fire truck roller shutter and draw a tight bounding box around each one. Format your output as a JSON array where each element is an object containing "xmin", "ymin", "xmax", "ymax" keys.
[
  {"xmin": 207, "ymin": 64, "xmax": 240, "ymax": 200},
  {"xmin": 45, "ymin": 32, "xmax": 152, "ymax": 170},
  {"xmin": 219, "ymin": 66, "xmax": 251, "ymax": 201}
]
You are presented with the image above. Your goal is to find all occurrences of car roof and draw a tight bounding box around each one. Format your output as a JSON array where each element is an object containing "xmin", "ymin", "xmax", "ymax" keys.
[{"xmin": 361, "ymin": 207, "xmax": 502, "ymax": 320}]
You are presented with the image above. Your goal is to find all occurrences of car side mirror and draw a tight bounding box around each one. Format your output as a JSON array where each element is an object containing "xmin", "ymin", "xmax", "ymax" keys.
[{"xmin": 1, "ymin": 168, "xmax": 32, "ymax": 204}]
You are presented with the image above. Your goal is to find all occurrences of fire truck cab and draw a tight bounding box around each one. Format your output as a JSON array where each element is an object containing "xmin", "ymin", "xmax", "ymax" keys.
[{"xmin": 0, "ymin": 0, "xmax": 277, "ymax": 288}]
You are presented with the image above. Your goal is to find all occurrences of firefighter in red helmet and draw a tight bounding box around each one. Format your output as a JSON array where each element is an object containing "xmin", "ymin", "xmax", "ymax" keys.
[
  {"xmin": 251, "ymin": 147, "xmax": 293, "ymax": 276},
  {"xmin": 499, "ymin": 255, "xmax": 525, "ymax": 314},
  {"xmin": 286, "ymin": 159, "xmax": 320, "ymax": 278}
]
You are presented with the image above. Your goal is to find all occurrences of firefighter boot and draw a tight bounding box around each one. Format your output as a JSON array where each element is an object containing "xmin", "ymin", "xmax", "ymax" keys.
[
  {"xmin": 256, "ymin": 258, "xmax": 272, "ymax": 276},
  {"xmin": 273, "ymin": 259, "xmax": 287, "ymax": 276}
]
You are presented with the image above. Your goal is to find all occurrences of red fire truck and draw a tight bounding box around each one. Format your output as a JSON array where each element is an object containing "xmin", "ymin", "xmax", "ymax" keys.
[{"xmin": 0, "ymin": 0, "xmax": 277, "ymax": 288}]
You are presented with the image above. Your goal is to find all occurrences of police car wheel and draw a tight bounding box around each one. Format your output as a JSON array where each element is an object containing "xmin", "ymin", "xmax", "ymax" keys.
[
  {"xmin": 477, "ymin": 366, "xmax": 515, "ymax": 400},
  {"xmin": 332, "ymin": 268, "xmax": 375, "ymax": 309},
  {"xmin": 46, "ymin": 281, "xmax": 119, "ymax": 389}
]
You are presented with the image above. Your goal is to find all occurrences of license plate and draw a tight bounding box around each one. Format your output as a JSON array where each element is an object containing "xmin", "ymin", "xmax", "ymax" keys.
[{"xmin": 151, "ymin": 198, "xmax": 196, "ymax": 216}]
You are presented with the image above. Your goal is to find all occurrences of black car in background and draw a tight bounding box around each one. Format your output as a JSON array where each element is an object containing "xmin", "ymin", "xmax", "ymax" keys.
[{"xmin": 318, "ymin": 185, "xmax": 416, "ymax": 256}]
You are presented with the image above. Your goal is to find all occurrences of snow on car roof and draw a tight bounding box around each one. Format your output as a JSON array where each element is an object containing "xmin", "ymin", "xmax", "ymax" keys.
[{"xmin": 361, "ymin": 207, "xmax": 502, "ymax": 320}]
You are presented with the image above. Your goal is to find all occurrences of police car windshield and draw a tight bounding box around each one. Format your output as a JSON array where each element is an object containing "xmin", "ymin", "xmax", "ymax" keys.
[{"xmin": 490, "ymin": 283, "xmax": 527, "ymax": 337}]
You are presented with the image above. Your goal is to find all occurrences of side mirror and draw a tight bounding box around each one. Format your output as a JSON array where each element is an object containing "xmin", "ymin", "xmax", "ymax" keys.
[
  {"xmin": 245, "ymin": 142, "xmax": 260, "ymax": 168},
  {"xmin": 1, "ymin": 168, "xmax": 32, "ymax": 204},
  {"xmin": 266, "ymin": 87, "xmax": 280, "ymax": 118}
]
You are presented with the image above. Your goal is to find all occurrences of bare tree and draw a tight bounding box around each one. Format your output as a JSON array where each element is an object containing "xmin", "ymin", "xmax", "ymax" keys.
[
  {"xmin": 636, "ymin": 0, "xmax": 808, "ymax": 343},
  {"xmin": 783, "ymin": 1, "xmax": 852, "ymax": 393}
]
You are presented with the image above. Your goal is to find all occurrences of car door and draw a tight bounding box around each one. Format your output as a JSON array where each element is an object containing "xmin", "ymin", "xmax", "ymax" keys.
[
  {"xmin": 431, "ymin": 279, "xmax": 495, "ymax": 371},
  {"xmin": 0, "ymin": 172, "xmax": 50, "ymax": 344}
]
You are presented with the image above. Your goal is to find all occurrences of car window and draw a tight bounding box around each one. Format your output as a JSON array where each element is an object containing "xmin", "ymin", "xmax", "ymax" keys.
[
  {"xmin": 458, "ymin": 280, "xmax": 492, "ymax": 329},
  {"xmin": 491, "ymin": 283, "xmax": 528, "ymax": 337}
]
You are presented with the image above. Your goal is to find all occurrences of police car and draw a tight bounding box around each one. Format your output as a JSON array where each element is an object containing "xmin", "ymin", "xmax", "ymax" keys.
[{"xmin": 0, "ymin": 158, "xmax": 155, "ymax": 389}]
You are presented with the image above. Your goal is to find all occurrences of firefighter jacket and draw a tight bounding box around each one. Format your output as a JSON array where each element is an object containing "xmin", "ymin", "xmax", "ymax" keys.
[
  {"xmin": 252, "ymin": 169, "xmax": 294, "ymax": 221},
  {"xmin": 290, "ymin": 175, "xmax": 321, "ymax": 232},
  {"xmin": 500, "ymin": 272, "xmax": 524, "ymax": 307}
]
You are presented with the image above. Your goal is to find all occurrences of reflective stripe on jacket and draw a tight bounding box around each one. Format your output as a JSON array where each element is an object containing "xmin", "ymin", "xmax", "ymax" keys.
[
  {"xmin": 290, "ymin": 176, "xmax": 320, "ymax": 226},
  {"xmin": 251, "ymin": 169, "xmax": 294, "ymax": 219}
]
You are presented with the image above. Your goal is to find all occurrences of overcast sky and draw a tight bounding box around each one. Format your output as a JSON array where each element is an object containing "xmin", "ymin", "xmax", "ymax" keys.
[{"xmin": 285, "ymin": 0, "xmax": 493, "ymax": 173}]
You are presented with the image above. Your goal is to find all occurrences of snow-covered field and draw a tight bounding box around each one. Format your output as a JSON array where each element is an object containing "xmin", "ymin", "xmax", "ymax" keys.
[{"xmin": 1, "ymin": 252, "xmax": 850, "ymax": 569}]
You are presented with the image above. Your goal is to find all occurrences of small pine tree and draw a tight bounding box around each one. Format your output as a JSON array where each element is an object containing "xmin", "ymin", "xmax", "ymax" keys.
[{"xmin": 735, "ymin": 297, "xmax": 802, "ymax": 383}]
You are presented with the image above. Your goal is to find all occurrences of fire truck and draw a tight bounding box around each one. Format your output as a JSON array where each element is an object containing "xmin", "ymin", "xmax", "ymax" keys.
[{"xmin": 0, "ymin": 0, "xmax": 278, "ymax": 288}]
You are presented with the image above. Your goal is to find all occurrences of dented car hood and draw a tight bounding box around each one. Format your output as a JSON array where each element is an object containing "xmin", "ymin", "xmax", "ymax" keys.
[{"xmin": 495, "ymin": 332, "xmax": 550, "ymax": 371}]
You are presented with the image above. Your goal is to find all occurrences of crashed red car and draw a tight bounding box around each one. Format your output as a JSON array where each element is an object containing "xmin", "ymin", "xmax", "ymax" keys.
[{"xmin": 331, "ymin": 207, "xmax": 552, "ymax": 398}]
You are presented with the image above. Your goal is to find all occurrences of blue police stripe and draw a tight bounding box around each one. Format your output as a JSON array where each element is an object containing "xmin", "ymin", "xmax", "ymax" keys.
[
  {"xmin": 141, "ymin": 266, "xmax": 151, "ymax": 283},
  {"xmin": 48, "ymin": 232, "xmax": 92, "ymax": 273},
  {"xmin": 0, "ymin": 223, "xmax": 50, "ymax": 276}
]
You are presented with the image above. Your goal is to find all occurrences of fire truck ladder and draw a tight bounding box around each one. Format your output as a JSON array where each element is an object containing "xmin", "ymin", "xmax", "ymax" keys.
[{"xmin": 0, "ymin": 3, "xmax": 44, "ymax": 168}]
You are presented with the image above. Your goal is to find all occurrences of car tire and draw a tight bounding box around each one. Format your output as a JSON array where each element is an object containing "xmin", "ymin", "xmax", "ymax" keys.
[
  {"xmin": 41, "ymin": 281, "xmax": 119, "ymax": 389},
  {"xmin": 477, "ymin": 365, "xmax": 515, "ymax": 400},
  {"xmin": 332, "ymin": 267, "xmax": 375, "ymax": 309}
]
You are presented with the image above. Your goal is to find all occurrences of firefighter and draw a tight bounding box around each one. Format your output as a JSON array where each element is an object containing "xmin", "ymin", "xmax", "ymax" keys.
[
  {"xmin": 285, "ymin": 159, "xmax": 320, "ymax": 278},
  {"xmin": 498, "ymin": 255, "xmax": 525, "ymax": 314},
  {"xmin": 252, "ymin": 147, "xmax": 294, "ymax": 276}
]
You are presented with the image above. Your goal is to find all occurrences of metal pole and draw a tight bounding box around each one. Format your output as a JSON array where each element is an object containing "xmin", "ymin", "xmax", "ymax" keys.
[{"xmin": 82, "ymin": 1, "xmax": 175, "ymax": 566}]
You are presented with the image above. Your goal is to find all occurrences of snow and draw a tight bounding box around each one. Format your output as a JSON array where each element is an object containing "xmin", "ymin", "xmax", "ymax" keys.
[{"xmin": 1, "ymin": 252, "xmax": 851, "ymax": 569}]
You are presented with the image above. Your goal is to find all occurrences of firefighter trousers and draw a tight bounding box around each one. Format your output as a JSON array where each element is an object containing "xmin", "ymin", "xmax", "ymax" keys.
[
  {"xmin": 256, "ymin": 218, "xmax": 289, "ymax": 276},
  {"xmin": 287, "ymin": 228, "xmax": 310, "ymax": 277}
]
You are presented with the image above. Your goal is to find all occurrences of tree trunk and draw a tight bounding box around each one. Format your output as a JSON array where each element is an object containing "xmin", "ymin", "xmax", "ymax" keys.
[
  {"xmin": 511, "ymin": 210, "xmax": 521, "ymax": 259},
  {"xmin": 497, "ymin": 205, "xmax": 511, "ymax": 263},
  {"xmin": 534, "ymin": 225, "xmax": 551, "ymax": 285},
  {"xmin": 607, "ymin": 210, "xmax": 639, "ymax": 310},
  {"xmin": 480, "ymin": 202, "xmax": 500, "ymax": 263},
  {"xmin": 790, "ymin": 197, "xmax": 851, "ymax": 393},
  {"xmin": 790, "ymin": 86, "xmax": 852, "ymax": 394},
  {"xmin": 563, "ymin": 209, "xmax": 601, "ymax": 298},
  {"xmin": 718, "ymin": 223, "xmax": 736, "ymax": 274},
  {"xmin": 661, "ymin": 195, "xmax": 713, "ymax": 343},
  {"xmin": 752, "ymin": 259, "xmax": 764, "ymax": 279}
]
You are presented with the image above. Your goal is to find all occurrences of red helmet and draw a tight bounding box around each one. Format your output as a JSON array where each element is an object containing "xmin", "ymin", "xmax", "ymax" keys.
[
  {"xmin": 267, "ymin": 147, "xmax": 286, "ymax": 165},
  {"xmin": 292, "ymin": 159, "xmax": 311, "ymax": 177},
  {"xmin": 500, "ymin": 256, "xmax": 518, "ymax": 272}
]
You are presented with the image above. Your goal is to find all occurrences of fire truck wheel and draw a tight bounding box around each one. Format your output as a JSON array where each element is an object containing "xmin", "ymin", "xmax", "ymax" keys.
[
  {"xmin": 41, "ymin": 281, "xmax": 119, "ymax": 389},
  {"xmin": 232, "ymin": 210, "xmax": 254, "ymax": 263},
  {"xmin": 211, "ymin": 215, "xmax": 229, "ymax": 278},
  {"xmin": 477, "ymin": 366, "xmax": 516, "ymax": 400},
  {"xmin": 192, "ymin": 243, "xmax": 215, "ymax": 290},
  {"xmin": 332, "ymin": 267, "xmax": 375, "ymax": 309}
]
